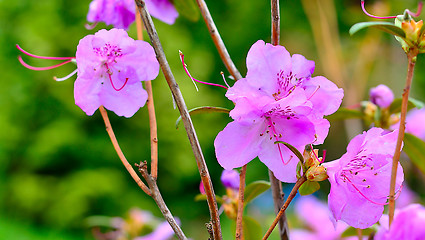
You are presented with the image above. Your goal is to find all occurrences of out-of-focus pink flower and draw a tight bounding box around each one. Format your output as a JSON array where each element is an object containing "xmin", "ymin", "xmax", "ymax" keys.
[
  {"xmin": 291, "ymin": 196, "xmax": 362, "ymax": 240},
  {"xmin": 220, "ymin": 169, "xmax": 240, "ymax": 190},
  {"xmin": 375, "ymin": 204, "xmax": 425, "ymax": 240},
  {"xmin": 87, "ymin": 0, "xmax": 135, "ymax": 29},
  {"xmin": 405, "ymin": 108, "xmax": 425, "ymax": 140},
  {"xmin": 87, "ymin": 0, "xmax": 178, "ymax": 29},
  {"xmin": 75, "ymin": 28, "xmax": 159, "ymax": 117},
  {"xmin": 369, "ymin": 84, "xmax": 394, "ymax": 108},
  {"xmin": 134, "ymin": 220, "xmax": 178, "ymax": 240},
  {"xmin": 145, "ymin": 0, "xmax": 179, "ymax": 25},
  {"xmin": 323, "ymin": 128, "xmax": 404, "ymax": 229},
  {"xmin": 214, "ymin": 40, "xmax": 343, "ymax": 183}
]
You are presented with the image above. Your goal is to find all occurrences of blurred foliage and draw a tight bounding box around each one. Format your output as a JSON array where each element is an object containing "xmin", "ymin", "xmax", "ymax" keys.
[{"xmin": 1, "ymin": 0, "xmax": 425, "ymax": 239}]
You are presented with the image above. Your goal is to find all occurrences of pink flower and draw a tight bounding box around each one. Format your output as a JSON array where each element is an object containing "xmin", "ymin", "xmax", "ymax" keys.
[
  {"xmin": 405, "ymin": 108, "xmax": 425, "ymax": 140},
  {"xmin": 214, "ymin": 40, "xmax": 343, "ymax": 183},
  {"xmin": 369, "ymin": 84, "xmax": 394, "ymax": 108},
  {"xmin": 323, "ymin": 128, "xmax": 404, "ymax": 229},
  {"xmin": 86, "ymin": 0, "xmax": 178, "ymax": 28},
  {"xmin": 375, "ymin": 204, "xmax": 425, "ymax": 240},
  {"xmin": 145, "ymin": 0, "xmax": 179, "ymax": 25},
  {"xmin": 75, "ymin": 28, "xmax": 159, "ymax": 117},
  {"xmin": 291, "ymin": 196, "xmax": 360, "ymax": 240},
  {"xmin": 220, "ymin": 169, "xmax": 240, "ymax": 190},
  {"xmin": 87, "ymin": 0, "xmax": 135, "ymax": 29}
]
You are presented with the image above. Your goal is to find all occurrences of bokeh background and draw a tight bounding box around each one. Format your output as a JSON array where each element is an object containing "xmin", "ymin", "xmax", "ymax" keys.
[{"xmin": 1, "ymin": 0, "xmax": 425, "ymax": 239}]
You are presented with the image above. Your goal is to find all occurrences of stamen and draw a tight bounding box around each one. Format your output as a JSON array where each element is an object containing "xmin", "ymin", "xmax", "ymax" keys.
[
  {"xmin": 179, "ymin": 50, "xmax": 228, "ymax": 90},
  {"xmin": 344, "ymin": 176, "xmax": 388, "ymax": 205},
  {"xmin": 321, "ymin": 149, "xmax": 326, "ymax": 163},
  {"xmin": 361, "ymin": 0, "xmax": 397, "ymax": 19},
  {"xmin": 220, "ymin": 71, "xmax": 231, "ymax": 88},
  {"xmin": 406, "ymin": 1, "xmax": 423, "ymax": 17},
  {"xmin": 85, "ymin": 22, "xmax": 98, "ymax": 30},
  {"xmin": 54, "ymin": 68, "xmax": 78, "ymax": 81},
  {"xmin": 105, "ymin": 63, "xmax": 128, "ymax": 91},
  {"xmin": 307, "ymin": 85, "xmax": 320, "ymax": 100},
  {"xmin": 18, "ymin": 56, "xmax": 73, "ymax": 71},
  {"xmin": 16, "ymin": 45, "xmax": 75, "ymax": 60}
]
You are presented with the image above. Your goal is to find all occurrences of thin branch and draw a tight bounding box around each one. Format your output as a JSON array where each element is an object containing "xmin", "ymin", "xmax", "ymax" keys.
[
  {"xmin": 136, "ymin": 7, "xmax": 159, "ymax": 179},
  {"xmin": 271, "ymin": 0, "xmax": 280, "ymax": 45},
  {"xmin": 137, "ymin": 162, "xmax": 188, "ymax": 240},
  {"xmin": 270, "ymin": 2, "xmax": 289, "ymax": 239},
  {"xmin": 235, "ymin": 165, "xmax": 247, "ymax": 240},
  {"xmin": 388, "ymin": 50, "xmax": 418, "ymax": 225},
  {"xmin": 262, "ymin": 176, "xmax": 307, "ymax": 240},
  {"xmin": 99, "ymin": 106, "xmax": 151, "ymax": 196},
  {"xmin": 195, "ymin": 0, "xmax": 242, "ymax": 80},
  {"xmin": 135, "ymin": 1, "xmax": 222, "ymax": 239}
]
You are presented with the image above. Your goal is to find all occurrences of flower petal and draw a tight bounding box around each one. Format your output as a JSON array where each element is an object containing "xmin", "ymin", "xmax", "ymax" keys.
[
  {"xmin": 145, "ymin": 0, "xmax": 179, "ymax": 25},
  {"xmin": 304, "ymin": 76, "xmax": 344, "ymax": 117},
  {"xmin": 214, "ymin": 121, "xmax": 264, "ymax": 169}
]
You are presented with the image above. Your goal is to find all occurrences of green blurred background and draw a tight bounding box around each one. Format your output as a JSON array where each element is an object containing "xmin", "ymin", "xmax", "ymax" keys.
[{"xmin": 1, "ymin": 0, "xmax": 425, "ymax": 239}]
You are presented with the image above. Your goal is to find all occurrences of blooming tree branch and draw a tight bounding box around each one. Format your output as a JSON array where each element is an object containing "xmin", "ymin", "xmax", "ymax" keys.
[
  {"xmin": 135, "ymin": 7, "xmax": 159, "ymax": 180},
  {"xmin": 389, "ymin": 49, "xmax": 418, "ymax": 225},
  {"xmin": 135, "ymin": 1, "xmax": 223, "ymax": 239},
  {"xmin": 195, "ymin": 0, "xmax": 242, "ymax": 80}
]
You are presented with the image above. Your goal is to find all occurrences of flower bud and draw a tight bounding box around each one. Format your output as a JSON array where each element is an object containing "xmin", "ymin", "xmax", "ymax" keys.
[
  {"xmin": 303, "ymin": 147, "xmax": 321, "ymax": 169},
  {"xmin": 369, "ymin": 84, "xmax": 394, "ymax": 108},
  {"xmin": 306, "ymin": 165, "xmax": 328, "ymax": 182}
]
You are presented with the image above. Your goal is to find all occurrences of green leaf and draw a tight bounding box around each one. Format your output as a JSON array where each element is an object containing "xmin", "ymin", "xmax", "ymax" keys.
[
  {"xmin": 349, "ymin": 22, "xmax": 406, "ymax": 38},
  {"xmin": 173, "ymin": 0, "xmax": 200, "ymax": 22},
  {"xmin": 84, "ymin": 216, "xmax": 114, "ymax": 228},
  {"xmin": 244, "ymin": 180, "xmax": 271, "ymax": 204},
  {"xmin": 403, "ymin": 133, "xmax": 425, "ymax": 175},
  {"xmin": 274, "ymin": 141, "xmax": 304, "ymax": 164},
  {"xmin": 341, "ymin": 226, "xmax": 375, "ymax": 237},
  {"xmin": 298, "ymin": 180, "xmax": 320, "ymax": 196},
  {"xmin": 389, "ymin": 98, "xmax": 424, "ymax": 114},
  {"xmin": 326, "ymin": 108, "xmax": 363, "ymax": 121},
  {"xmin": 242, "ymin": 216, "xmax": 262, "ymax": 240},
  {"xmin": 194, "ymin": 194, "xmax": 224, "ymax": 204},
  {"xmin": 175, "ymin": 106, "xmax": 230, "ymax": 129}
]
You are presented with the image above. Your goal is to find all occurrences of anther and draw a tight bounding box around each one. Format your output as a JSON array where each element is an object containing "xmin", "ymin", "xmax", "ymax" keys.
[{"xmin": 363, "ymin": 179, "xmax": 367, "ymax": 182}]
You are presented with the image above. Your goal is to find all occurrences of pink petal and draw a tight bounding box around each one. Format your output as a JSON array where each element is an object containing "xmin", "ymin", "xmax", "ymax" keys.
[
  {"xmin": 99, "ymin": 80, "xmax": 148, "ymax": 118},
  {"xmin": 245, "ymin": 40, "xmax": 292, "ymax": 97},
  {"xmin": 214, "ymin": 121, "xmax": 264, "ymax": 169},
  {"xmin": 74, "ymin": 70, "xmax": 103, "ymax": 116},
  {"xmin": 145, "ymin": 0, "xmax": 179, "ymax": 25},
  {"xmin": 291, "ymin": 54, "xmax": 315, "ymax": 79},
  {"xmin": 304, "ymin": 76, "xmax": 344, "ymax": 117}
]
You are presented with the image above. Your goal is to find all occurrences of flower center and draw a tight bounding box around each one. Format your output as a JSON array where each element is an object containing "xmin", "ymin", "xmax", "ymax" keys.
[
  {"xmin": 273, "ymin": 70, "xmax": 305, "ymax": 101},
  {"xmin": 93, "ymin": 43, "xmax": 123, "ymax": 64}
]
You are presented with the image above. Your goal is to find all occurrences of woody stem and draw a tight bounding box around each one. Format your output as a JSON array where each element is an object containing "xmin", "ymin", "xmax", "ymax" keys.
[
  {"xmin": 135, "ymin": 1, "xmax": 222, "ymax": 239},
  {"xmin": 136, "ymin": 6, "xmax": 159, "ymax": 180},
  {"xmin": 262, "ymin": 176, "xmax": 307, "ymax": 240},
  {"xmin": 235, "ymin": 165, "xmax": 247, "ymax": 240},
  {"xmin": 388, "ymin": 50, "xmax": 417, "ymax": 225}
]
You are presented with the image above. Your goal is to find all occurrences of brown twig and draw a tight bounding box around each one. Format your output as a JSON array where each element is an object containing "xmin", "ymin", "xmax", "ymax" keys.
[
  {"xmin": 195, "ymin": 0, "xmax": 242, "ymax": 80},
  {"xmin": 136, "ymin": 7, "xmax": 159, "ymax": 179},
  {"xmin": 388, "ymin": 50, "xmax": 418, "ymax": 225},
  {"xmin": 99, "ymin": 106, "xmax": 151, "ymax": 196},
  {"xmin": 271, "ymin": 0, "xmax": 280, "ymax": 45},
  {"xmin": 235, "ymin": 165, "xmax": 247, "ymax": 240},
  {"xmin": 269, "ymin": 1, "xmax": 289, "ymax": 239},
  {"xmin": 262, "ymin": 176, "xmax": 307, "ymax": 240},
  {"xmin": 357, "ymin": 228, "xmax": 363, "ymax": 240},
  {"xmin": 135, "ymin": 1, "xmax": 222, "ymax": 239},
  {"xmin": 137, "ymin": 162, "xmax": 188, "ymax": 240}
]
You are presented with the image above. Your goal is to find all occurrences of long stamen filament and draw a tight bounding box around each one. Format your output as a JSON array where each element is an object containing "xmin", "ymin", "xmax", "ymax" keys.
[
  {"xmin": 267, "ymin": 118, "xmax": 289, "ymax": 165},
  {"xmin": 54, "ymin": 69, "xmax": 78, "ymax": 81},
  {"xmin": 18, "ymin": 56, "xmax": 73, "ymax": 71},
  {"xmin": 179, "ymin": 51, "xmax": 228, "ymax": 90},
  {"xmin": 307, "ymin": 85, "xmax": 320, "ymax": 100},
  {"xmin": 220, "ymin": 71, "xmax": 230, "ymax": 88},
  {"xmin": 105, "ymin": 63, "xmax": 128, "ymax": 91},
  {"xmin": 406, "ymin": 1, "xmax": 423, "ymax": 17},
  {"xmin": 16, "ymin": 45, "xmax": 75, "ymax": 60},
  {"xmin": 361, "ymin": 0, "xmax": 397, "ymax": 19},
  {"xmin": 343, "ymin": 175, "xmax": 388, "ymax": 205}
]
